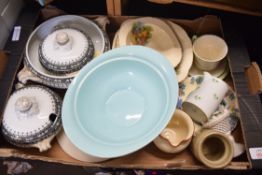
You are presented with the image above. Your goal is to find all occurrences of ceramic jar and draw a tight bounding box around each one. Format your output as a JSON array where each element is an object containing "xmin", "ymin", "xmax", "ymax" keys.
[
  {"xmin": 191, "ymin": 129, "xmax": 234, "ymax": 169},
  {"xmin": 1, "ymin": 85, "xmax": 62, "ymax": 152}
]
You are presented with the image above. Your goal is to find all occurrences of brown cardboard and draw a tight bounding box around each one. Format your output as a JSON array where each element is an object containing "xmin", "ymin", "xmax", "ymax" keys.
[
  {"xmin": 0, "ymin": 10, "xmax": 251, "ymax": 170},
  {"xmin": 0, "ymin": 51, "xmax": 8, "ymax": 79},
  {"xmin": 117, "ymin": 0, "xmax": 262, "ymax": 17},
  {"xmin": 245, "ymin": 62, "xmax": 262, "ymax": 95}
]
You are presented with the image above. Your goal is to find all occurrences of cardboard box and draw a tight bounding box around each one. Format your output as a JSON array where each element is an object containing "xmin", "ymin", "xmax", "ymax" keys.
[{"xmin": 1, "ymin": 5, "xmax": 262, "ymax": 171}]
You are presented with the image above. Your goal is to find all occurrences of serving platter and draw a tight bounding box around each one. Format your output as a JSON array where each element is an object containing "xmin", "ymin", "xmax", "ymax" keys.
[
  {"xmin": 166, "ymin": 20, "xmax": 193, "ymax": 82},
  {"xmin": 118, "ymin": 17, "xmax": 182, "ymax": 68}
]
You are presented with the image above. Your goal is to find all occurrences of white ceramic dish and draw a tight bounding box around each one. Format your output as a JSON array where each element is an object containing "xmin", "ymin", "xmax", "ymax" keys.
[
  {"xmin": 39, "ymin": 28, "xmax": 94, "ymax": 73},
  {"xmin": 118, "ymin": 17, "xmax": 182, "ymax": 68},
  {"xmin": 167, "ymin": 21, "xmax": 193, "ymax": 82},
  {"xmin": 24, "ymin": 15, "xmax": 108, "ymax": 88},
  {"xmin": 62, "ymin": 46, "xmax": 178, "ymax": 159},
  {"xmin": 2, "ymin": 85, "xmax": 62, "ymax": 151}
]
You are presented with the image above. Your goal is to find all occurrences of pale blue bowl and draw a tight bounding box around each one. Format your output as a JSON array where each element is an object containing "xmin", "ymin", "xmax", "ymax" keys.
[{"xmin": 62, "ymin": 46, "xmax": 178, "ymax": 158}]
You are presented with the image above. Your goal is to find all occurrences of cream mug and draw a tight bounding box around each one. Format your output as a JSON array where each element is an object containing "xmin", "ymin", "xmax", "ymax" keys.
[
  {"xmin": 193, "ymin": 34, "xmax": 228, "ymax": 71},
  {"xmin": 191, "ymin": 129, "xmax": 234, "ymax": 169},
  {"xmin": 182, "ymin": 72, "xmax": 228, "ymax": 124}
]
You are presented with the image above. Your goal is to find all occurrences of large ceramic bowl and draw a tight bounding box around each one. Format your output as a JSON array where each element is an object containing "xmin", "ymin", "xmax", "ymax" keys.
[
  {"xmin": 62, "ymin": 46, "xmax": 178, "ymax": 159},
  {"xmin": 25, "ymin": 15, "xmax": 109, "ymax": 89}
]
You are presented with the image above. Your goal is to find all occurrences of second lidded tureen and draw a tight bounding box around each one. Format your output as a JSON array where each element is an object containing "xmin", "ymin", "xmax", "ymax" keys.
[{"xmin": 2, "ymin": 85, "xmax": 62, "ymax": 151}]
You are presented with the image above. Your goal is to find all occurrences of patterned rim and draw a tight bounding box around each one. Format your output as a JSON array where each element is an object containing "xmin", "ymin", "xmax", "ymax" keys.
[
  {"xmin": 39, "ymin": 28, "xmax": 95, "ymax": 74},
  {"xmin": 2, "ymin": 85, "xmax": 62, "ymax": 145}
]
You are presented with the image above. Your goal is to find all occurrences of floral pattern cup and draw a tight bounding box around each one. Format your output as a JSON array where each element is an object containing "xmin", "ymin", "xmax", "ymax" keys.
[{"xmin": 182, "ymin": 72, "xmax": 229, "ymax": 124}]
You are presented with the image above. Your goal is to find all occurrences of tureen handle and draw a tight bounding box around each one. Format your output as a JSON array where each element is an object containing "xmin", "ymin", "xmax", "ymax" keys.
[
  {"xmin": 56, "ymin": 32, "xmax": 69, "ymax": 45},
  {"xmin": 94, "ymin": 16, "xmax": 110, "ymax": 31},
  {"xmin": 17, "ymin": 65, "xmax": 43, "ymax": 84},
  {"xmin": 31, "ymin": 135, "xmax": 55, "ymax": 152}
]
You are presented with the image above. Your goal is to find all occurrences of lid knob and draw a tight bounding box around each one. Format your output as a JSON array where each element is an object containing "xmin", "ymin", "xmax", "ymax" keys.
[
  {"xmin": 56, "ymin": 32, "xmax": 69, "ymax": 45},
  {"xmin": 15, "ymin": 97, "xmax": 33, "ymax": 113}
]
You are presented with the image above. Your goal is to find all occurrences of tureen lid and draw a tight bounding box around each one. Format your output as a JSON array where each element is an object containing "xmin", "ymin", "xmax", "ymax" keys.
[
  {"xmin": 2, "ymin": 85, "xmax": 62, "ymax": 146},
  {"xmin": 39, "ymin": 28, "xmax": 94, "ymax": 73}
]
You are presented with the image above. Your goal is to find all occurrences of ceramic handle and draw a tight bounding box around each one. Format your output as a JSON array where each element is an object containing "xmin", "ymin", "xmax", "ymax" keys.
[
  {"xmin": 245, "ymin": 62, "xmax": 262, "ymax": 95},
  {"xmin": 17, "ymin": 65, "xmax": 43, "ymax": 84},
  {"xmin": 31, "ymin": 135, "xmax": 55, "ymax": 152},
  {"xmin": 94, "ymin": 16, "xmax": 110, "ymax": 31},
  {"xmin": 15, "ymin": 97, "xmax": 33, "ymax": 113},
  {"xmin": 56, "ymin": 32, "xmax": 69, "ymax": 45}
]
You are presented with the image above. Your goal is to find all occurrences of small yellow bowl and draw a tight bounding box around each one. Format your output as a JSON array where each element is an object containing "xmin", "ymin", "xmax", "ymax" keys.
[{"xmin": 154, "ymin": 109, "xmax": 194, "ymax": 153}]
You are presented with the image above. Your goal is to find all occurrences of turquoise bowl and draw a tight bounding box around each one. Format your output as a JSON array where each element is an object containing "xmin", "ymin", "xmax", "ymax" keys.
[{"xmin": 62, "ymin": 46, "xmax": 178, "ymax": 158}]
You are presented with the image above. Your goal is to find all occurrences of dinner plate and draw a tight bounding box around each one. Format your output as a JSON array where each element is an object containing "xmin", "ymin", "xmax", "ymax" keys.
[
  {"xmin": 62, "ymin": 46, "xmax": 178, "ymax": 158},
  {"xmin": 178, "ymin": 75, "xmax": 240, "ymax": 127},
  {"xmin": 118, "ymin": 17, "xmax": 182, "ymax": 68},
  {"xmin": 167, "ymin": 21, "xmax": 193, "ymax": 82}
]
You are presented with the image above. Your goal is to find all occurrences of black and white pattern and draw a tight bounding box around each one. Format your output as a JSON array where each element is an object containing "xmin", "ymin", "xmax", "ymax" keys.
[{"xmin": 2, "ymin": 85, "xmax": 62, "ymax": 146}]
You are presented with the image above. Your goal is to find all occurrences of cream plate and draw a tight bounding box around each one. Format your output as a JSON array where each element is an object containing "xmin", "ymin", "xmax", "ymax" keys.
[
  {"xmin": 167, "ymin": 20, "xmax": 193, "ymax": 82},
  {"xmin": 189, "ymin": 58, "xmax": 228, "ymax": 79},
  {"xmin": 118, "ymin": 17, "xmax": 182, "ymax": 67},
  {"xmin": 112, "ymin": 30, "xmax": 119, "ymax": 49},
  {"xmin": 178, "ymin": 75, "xmax": 240, "ymax": 127}
]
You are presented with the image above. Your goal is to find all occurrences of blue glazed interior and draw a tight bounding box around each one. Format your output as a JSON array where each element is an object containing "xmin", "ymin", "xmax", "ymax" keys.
[{"xmin": 62, "ymin": 46, "xmax": 178, "ymax": 158}]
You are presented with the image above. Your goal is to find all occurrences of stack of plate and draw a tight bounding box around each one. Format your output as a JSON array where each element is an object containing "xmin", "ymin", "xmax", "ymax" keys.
[
  {"xmin": 113, "ymin": 17, "xmax": 193, "ymax": 82},
  {"xmin": 22, "ymin": 15, "xmax": 110, "ymax": 89}
]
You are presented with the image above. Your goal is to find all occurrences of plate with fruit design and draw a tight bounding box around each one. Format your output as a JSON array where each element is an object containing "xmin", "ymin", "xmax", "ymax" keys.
[{"xmin": 118, "ymin": 17, "xmax": 182, "ymax": 68}]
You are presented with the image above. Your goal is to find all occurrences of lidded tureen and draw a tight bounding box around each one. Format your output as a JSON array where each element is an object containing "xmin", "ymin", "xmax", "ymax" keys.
[
  {"xmin": 18, "ymin": 15, "xmax": 110, "ymax": 89},
  {"xmin": 39, "ymin": 28, "xmax": 94, "ymax": 73},
  {"xmin": 1, "ymin": 85, "xmax": 62, "ymax": 152}
]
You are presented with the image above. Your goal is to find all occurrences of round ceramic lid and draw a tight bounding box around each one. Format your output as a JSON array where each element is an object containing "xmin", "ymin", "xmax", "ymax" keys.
[
  {"xmin": 2, "ymin": 85, "xmax": 62, "ymax": 146},
  {"xmin": 39, "ymin": 28, "xmax": 94, "ymax": 73}
]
